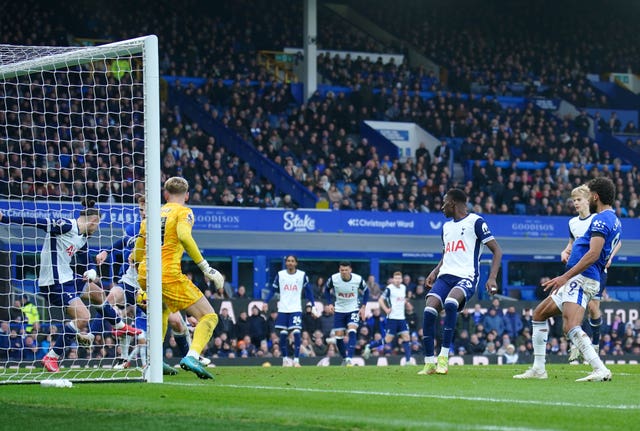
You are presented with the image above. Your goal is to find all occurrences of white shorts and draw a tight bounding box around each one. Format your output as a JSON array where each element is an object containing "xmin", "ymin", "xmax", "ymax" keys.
[{"xmin": 551, "ymin": 274, "xmax": 600, "ymax": 311}]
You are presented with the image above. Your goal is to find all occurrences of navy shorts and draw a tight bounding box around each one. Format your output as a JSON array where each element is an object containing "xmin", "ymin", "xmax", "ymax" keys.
[
  {"xmin": 333, "ymin": 310, "xmax": 360, "ymax": 331},
  {"xmin": 385, "ymin": 318, "xmax": 409, "ymax": 336},
  {"xmin": 40, "ymin": 278, "xmax": 86, "ymax": 307},
  {"xmin": 427, "ymin": 274, "xmax": 475, "ymax": 310},
  {"xmin": 275, "ymin": 311, "xmax": 302, "ymax": 331}
]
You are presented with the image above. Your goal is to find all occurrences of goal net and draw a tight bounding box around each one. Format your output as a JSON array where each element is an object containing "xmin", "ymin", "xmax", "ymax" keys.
[{"xmin": 0, "ymin": 36, "xmax": 162, "ymax": 384}]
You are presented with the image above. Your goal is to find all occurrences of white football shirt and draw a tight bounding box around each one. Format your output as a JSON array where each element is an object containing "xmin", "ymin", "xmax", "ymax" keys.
[
  {"xmin": 438, "ymin": 213, "xmax": 495, "ymax": 284},
  {"xmin": 327, "ymin": 272, "xmax": 366, "ymax": 313},
  {"xmin": 381, "ymin": 283, "xmax": 406, "ymax": 320},
  {"xmin": 272, "ymin": 269, "xmax": 309, "ymax": 313},
  {"xmin": 38, "ymin": 218, "xmax": 89, "ymax": 286},
  {"xmin": 568, "ymin": 214, "xmax": 595, "ymax": 241}
]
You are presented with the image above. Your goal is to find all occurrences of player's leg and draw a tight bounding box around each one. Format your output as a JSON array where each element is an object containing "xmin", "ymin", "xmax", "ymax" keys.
[
  {"xmin": 513, "ymin": 295, "xmax": 559, "ymax": 379},
  {"xmin": 587, "ymin": 299, "xmax": 602, "ymax": 353},
  {"xmin": 84, "ymin": 281, "xmax": 140, "ymax": 337},
  {"xmin": 42, "ymin": 283, "xmax": 92, "ymax": 372},
  {"xmin": 275, "ymin": 311, "xmax": 291, "ymax": 366},
  {"xmin": 438, "ymin": 282, "xmax": 472, "ymax": 374},
  {"xmin": 158, "ymin": 304, "xmax": 178, "ymax": 376},
  {"xmin": 419, "ymin": 286, "xmax": 445, "ymax": 375},
  {"xmin": 106, "ymin": 284, "xmax": 126, "ymax": 310},
  {"xmin": 168, "ymin": 311, "xmax": 191, "ymax": 357},
  {"xmin": 345, "ymin": 323, "xmax": 358, "ymax": 366},
  {"xmin": 399, "ymin": 330, "xmax": 412, "ymax": 364},
  {"xmin": 289, "ymin": 312, "xmax": 303, "ymax": 367},
  {"xmin": 179, "ymin": 282, "xmax": 218, "ymax": 379},
  {"xmin": 333, "ymin": 312, "xmax": 348, "ymax": 360},
  {"xmin": 291, "ymin": 329, "xmax": 302, "ymax": 367},
  {"xmin": 562, "ymin": 277, "xmax": 611, "ymax": 382}
]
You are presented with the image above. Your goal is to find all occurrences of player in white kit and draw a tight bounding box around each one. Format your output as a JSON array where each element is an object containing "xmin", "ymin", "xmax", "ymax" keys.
[
  {"xmin": 267, "ymin": 255, "xmax": 314, "ymax": 367},
  {"xmin": 325, "ymin": 261, "xmax": 369, "ymax": 366},
  {"xmin": 363, "ymin": 271, "xmax": 414, "ymax": 365},
  {"xmin": 418, "ymin": 188, "xmax": 502, "ymax": 376}
]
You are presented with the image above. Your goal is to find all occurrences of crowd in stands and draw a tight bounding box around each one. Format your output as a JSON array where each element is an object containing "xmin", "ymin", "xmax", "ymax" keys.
[{"xmin": 352, "ymin": 0, "xmax": 640, "ymax": 100}]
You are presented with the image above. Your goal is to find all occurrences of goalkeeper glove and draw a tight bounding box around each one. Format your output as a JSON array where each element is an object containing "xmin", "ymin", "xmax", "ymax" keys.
[
  {"xmin": 197, "ymin": 260, "xmax": 224, "ymax": 291},
  {"xmin": 136, "ymin": 289, "xmax": 148, "ymax": 311}
]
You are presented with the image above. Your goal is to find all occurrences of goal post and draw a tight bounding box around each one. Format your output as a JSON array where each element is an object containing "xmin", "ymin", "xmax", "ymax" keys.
[{"xmin": 0, "ymin": 36, "xmax": 162, "ymax": 384}]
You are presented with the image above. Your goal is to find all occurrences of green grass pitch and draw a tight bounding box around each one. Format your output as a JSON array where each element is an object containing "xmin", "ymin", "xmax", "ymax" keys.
[{"xmin": 1, "ymin": 364, "xmax": 638, "ymax": 431}]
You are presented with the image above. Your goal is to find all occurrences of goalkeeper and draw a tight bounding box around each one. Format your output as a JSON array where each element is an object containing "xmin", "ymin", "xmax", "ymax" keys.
[{"xmin": 134, "ymin": 176, "xmax": 223, "ymax": 379}]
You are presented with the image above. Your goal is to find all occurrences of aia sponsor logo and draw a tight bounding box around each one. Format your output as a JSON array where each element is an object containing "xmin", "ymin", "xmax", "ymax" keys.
[{"xmin": 444, "ymin": 240, "xmax": 466, "ymax": 253}]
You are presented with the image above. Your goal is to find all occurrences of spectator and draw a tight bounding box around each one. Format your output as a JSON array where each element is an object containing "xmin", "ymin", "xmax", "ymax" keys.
[
  {"xmin": 235, "ymin": 285, "xmax": 250, "ymax": 299},
  {"xmin": 214, "ymin": 307, "xmax": 236, "ymax": 341},
  {"xmin": 503, "ymin": 306, "xmax": 524, "ymax": 340},
  {"xmin": 248, "ymin": 305, "xmax": 268, "ymax": 350},
  {"xmin": 456, "ymin": 307, "xmax": 477, "ymax": 336},
  {"xmin": 502, "ymin": 344, "xmax": 519, "ymax": 364},
  {"xmin": 482, "ymin": 307, "xmax": 505, "ymax": 336},
  {"xmin": 234, "ymin": 311, "xmax": 250, "ymax": 341}
]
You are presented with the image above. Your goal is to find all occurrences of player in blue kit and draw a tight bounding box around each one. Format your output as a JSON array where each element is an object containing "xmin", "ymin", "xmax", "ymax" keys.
[
  {"xmin": 418, "ymin": 188, "xmax": 503, "ymax": 376},
  {"xmin": 561, "ymin": 185, "xmax": 622, "ymax": 363},
  {"xmin": 325, "ymin": 261, "xmax": 369, "ymax": 366},
  {"xmin": 514, "ymin": 177, "xmax": 621, "ymax": 382},
  {"xmin": 363, "ymin": 271, "xmax": 414, "ymax": 365},
  {"xmin": 266, "ymin": 255, "xmax": 314, "ymax": 367}
]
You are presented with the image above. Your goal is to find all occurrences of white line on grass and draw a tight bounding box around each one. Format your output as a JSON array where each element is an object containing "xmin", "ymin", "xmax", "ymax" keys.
[
  {"xmin": 165, "ymin": 382, "xmax": 639, "ymax": 411},
  {"xmin": 166, "ymin": 381, "xmax": 561, "ymax": 431}
]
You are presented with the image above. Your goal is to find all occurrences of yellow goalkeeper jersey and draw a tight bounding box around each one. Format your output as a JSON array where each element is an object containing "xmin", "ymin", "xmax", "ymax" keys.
[{"xmin": 136, "ymin": 202, "xmax": 205, "ymax": 283}]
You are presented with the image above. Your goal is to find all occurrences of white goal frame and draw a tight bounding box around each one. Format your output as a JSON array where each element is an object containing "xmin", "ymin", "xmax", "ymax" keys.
[{"xmin": 0, "ymin": 35, "xmax": 162, "ymax": 383}]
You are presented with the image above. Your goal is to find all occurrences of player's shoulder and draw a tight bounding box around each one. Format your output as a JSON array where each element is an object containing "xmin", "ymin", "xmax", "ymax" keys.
[{"xmin": 594, "ymin": 209, "xmax": 620, "ymax": 224}]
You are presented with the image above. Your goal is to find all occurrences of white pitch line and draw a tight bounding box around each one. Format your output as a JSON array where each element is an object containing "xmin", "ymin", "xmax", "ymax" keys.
[{"xmin": 164, "ymin": 382, "xmax": 640, "ymax": 411}]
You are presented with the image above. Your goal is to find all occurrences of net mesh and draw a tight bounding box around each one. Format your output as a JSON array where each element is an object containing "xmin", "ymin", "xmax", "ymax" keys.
[{"xmin": 0, "ymin": 40, "xmax": 150, "ymax": 383}]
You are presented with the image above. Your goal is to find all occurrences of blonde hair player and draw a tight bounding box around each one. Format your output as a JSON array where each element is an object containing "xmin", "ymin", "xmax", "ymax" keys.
[{"xmin": 135, "ymin": 177, "xmax": 223, "ymax": 379}]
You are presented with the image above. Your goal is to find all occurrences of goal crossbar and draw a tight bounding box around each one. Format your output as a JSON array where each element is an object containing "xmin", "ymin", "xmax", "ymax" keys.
[{"xmin": 0, "ymin": 36, "xmax": 151, "ymax": 79}]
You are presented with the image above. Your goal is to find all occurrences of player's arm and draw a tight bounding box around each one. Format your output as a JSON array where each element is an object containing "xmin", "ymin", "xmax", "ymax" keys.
[
  {"xmin": 543, "ymin": 234, "xmax": 604, "ymax": 293},
  {"xmin": 94, "ymin": 236, "xmax": 131, "ymax": 265},
  {"xmin": 378, "ymin": 288, "xmax": 391, "ymax": 315},
  {"xmin": 427, "ymin": 260, "xmax": 442, "ymax": 286},
  {"xmin": 176, "ymin": 218, "xmax": 224, "ymax": 289},
  {"xmin": 0, "ymin": 212, "xmax": 63, "ymax": 232},
  {"xmin": 561, "ymin": 238, "xmax": 574, "ymax": 264},
  {"xmin": 475, "ymin": 218, "xmax": 502, "ymax": 294},
  {"xmin": 484, "ymin": 239, "xmax": 502, "ymax": 294},
  {"xmin": 302, "ymin": 274, "xmax": 314, "ymax": 305},
  {"xmin": 324, "ymin": 279, "xmax": 334, "ymax": 312},
  {"xmin": 262, "ymin": 274, "xmax": 278, "ymax": 302},
  {"xmin": 75, "ymin": 244, "xmax": 99, "ymax": 282},
  {"xmin": 606, "ymin": 240, "xmax": 622, "ymax": 268},
  {"xmin": 132, "ymin": 235, "xmax": 146, "ymax": 266},
  {"xmin": 426, "ymin": 229, "xmax": 445, "ymax": 287},
  {"xmin": 358, "ymin": 280, "xmax": 370, "ymax": 320}
]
